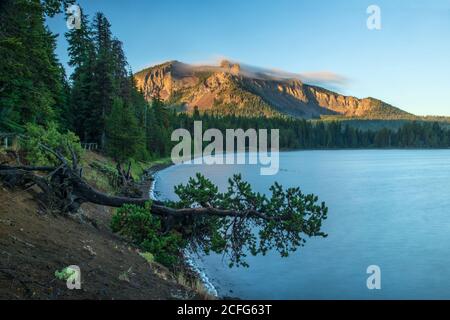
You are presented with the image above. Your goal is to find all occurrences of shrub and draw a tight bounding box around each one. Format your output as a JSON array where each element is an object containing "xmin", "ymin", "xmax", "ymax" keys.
[
  {"xmin": 141, "ymin": 231, "xmax": 184, "ymax": 268},
  {"xmin": 111, "ymin": 203, "xmax": 156, "ymax": 244},
  {"xmin": 139, "ymin": 252, "xmax": 155, "ymax": 264},
  {"xmin": 111, "ymin": 202, "xmax": 185, "ymax": 268},
  {"xmin": 20, "ymin": 122, "xmax": 83, "ymax": 166}
]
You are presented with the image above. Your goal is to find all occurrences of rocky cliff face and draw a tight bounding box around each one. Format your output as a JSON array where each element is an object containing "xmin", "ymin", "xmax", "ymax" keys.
[{"xmin": 134, "ymin": 60, "xmax": 410, "ymax": 119}]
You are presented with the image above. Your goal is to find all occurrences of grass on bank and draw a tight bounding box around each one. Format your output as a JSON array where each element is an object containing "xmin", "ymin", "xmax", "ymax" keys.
[{"xmin": 81, "ymin": 151, "xmax": 172, "ymax": 194}]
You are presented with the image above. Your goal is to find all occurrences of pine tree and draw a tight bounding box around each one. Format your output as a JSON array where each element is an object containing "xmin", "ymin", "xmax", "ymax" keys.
[
  {"xmin": 111, "ymin": 39, "xmax": 131, "ymax": 102},
  {"xmin": 105, "ymin": 98, "xmax": 144, "ymax": 163},
  {"xmin": 90, "ymin": 12, "xmax": 114, "ymax": 147},
  {"xmin": 65, "ymin": 8, "xmax": 95, "ymax": 140},
  {"xmin": 0, "ymin": 0, "xmax": 68, "ymax": 127}
]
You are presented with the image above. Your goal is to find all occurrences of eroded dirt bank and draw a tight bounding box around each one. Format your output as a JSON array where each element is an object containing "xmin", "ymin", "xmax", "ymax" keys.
[{"xmin": 0, "ymin": 185, "xmax": 200, "ymax": 300}]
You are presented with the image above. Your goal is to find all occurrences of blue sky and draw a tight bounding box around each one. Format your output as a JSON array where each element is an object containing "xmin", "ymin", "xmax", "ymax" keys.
[{"xmin": 47, "ymin": 0, "xmax": 450, "ymax": 116}]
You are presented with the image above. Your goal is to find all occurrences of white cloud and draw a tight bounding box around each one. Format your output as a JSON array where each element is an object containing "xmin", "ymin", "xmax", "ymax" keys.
[{"xmin": 190, "ymin": 57, "xmax": 349, "ymax": 89}]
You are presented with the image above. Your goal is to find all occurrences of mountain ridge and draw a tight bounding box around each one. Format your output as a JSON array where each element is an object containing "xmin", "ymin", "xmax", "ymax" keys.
[{"xmin": 134, "ymin": 60, "xmax": 411, "ymax": 119}]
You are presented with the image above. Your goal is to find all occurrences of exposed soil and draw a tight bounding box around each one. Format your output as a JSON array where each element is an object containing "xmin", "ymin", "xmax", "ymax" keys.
[{"xmin": 0, "ymin": 185, "xmax": 200, "ymax": 300}]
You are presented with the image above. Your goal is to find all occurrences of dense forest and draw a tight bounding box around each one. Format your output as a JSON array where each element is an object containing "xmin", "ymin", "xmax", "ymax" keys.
[
  {"xmin": 1, "ymin": 0, "xmax": 151, "ymax": 163},
  {"xmin": 163, "ymin": 111, "xmax": 450, "ymax": 153}
]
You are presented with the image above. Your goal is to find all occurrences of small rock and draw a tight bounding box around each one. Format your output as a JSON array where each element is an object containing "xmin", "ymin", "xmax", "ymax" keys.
[{"xmin": 83, "ymin": 245, "xmax": 97, "ymax": 256}]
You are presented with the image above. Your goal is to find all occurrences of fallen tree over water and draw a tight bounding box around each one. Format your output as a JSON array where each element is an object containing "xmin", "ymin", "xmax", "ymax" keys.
[{"xmin": 0, "ymin": 144, "xmax": 328, "ymax": 267}]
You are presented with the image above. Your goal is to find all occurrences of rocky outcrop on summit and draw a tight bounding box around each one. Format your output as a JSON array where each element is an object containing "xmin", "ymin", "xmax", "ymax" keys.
[{"xmin": 134, "ymin": 60, "xmax": 410, "ymax": 119}]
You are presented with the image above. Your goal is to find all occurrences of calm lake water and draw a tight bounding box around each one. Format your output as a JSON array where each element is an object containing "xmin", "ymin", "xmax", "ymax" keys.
[{"xmin": 154, "ymin": 150, "xmax": 450, "ymax": 299}]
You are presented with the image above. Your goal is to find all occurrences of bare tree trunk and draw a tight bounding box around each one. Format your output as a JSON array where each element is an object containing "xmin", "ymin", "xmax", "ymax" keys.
[{"xmin": 0, "ymin": 145, "xmax": 276, "ymax": 222}]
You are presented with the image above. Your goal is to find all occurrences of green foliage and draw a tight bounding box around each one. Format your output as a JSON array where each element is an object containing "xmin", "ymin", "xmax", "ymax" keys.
[
  {"xmin": 65, "ymin": 9, "xmax": 152, "ymax": 160},
  {"xmin": 0, "ymin": 0, "xmax": 68, "ymax": 126},
  {"xmin": 20, "ymin": 122, "xmax": 83, "ymax": 166},
  {"xmin": 140, "ymin": 231, "xmax": 184, "ymax": 268},
  {"xmin": 139, "ymin": 252, "xmax": 155, "ymax": 264},
  {"xmin": 144, "ymin": 97, "xmax": 173, "ymax": 158},
  {"xmin": 159, "ymin": 113, "xmax": 450, "ymax": 152},
  {"xmin": 0, "ymin": 108, "xmax": 23, "ymax": 133},
  {"xmin": 42, "ymin": 0, "xmax": 74, "ymax": 17},
  {"xmin": 54, "ymin": 267, "xmax": 76, "ymax": 281},
  {"xmin": 111, "ymin": 202, "xmax": 185, "ymax": 268},
  {"xmin": 123, "ymin": 102, "xmax": 450, "ymax": 160},
  {"xmin": 105, "ymin": 98, "xmax": 146, "ymax": 162},
  {"xmin": 88, "ymin": 160, "xmax": 120, "ymax": 189},
  {"xmin": 168, "ymin": 173, "xmax": 328, "ymax": 268}
]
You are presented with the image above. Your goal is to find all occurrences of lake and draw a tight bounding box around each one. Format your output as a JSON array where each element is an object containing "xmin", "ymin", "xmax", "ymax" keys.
[{"xmin": 154, "ymin": 150, "xmax": 450, "ymax": 299}]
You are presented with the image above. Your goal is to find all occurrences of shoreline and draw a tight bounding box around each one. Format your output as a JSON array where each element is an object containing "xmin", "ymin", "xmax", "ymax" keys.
[
  {"xmin": 142, "ymin": 149, "xmax": 450, "ymax": 299},
  {"xmin": 145, "ymin": 161, "xmax": 220, "ymax": 298}
]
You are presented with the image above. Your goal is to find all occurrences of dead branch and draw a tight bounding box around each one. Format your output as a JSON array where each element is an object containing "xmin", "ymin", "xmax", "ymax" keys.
[{"xmin": 0, "ymin": 146, "xmax": 278, "ymax": 222}]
